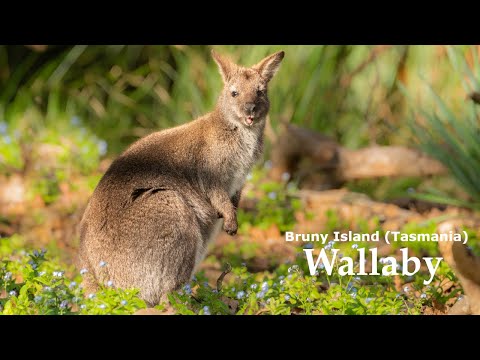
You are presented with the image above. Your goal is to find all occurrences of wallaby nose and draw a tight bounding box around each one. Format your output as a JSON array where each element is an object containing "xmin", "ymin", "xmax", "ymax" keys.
[{"xmin": 244, "ymin": 102, "xmax": 256, "ymax": 114}]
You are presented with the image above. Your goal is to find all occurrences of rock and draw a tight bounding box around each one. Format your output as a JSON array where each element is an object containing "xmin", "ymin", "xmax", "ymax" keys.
[{"xmin": 448, "ymin": 296, "xmax": 471, "ymax": 315}]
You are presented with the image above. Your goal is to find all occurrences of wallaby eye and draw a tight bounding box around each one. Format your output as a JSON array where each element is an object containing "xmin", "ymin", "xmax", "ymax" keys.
[{"xmin": 231, "ymin": 91, "xmax": 238, "ymax": 97}]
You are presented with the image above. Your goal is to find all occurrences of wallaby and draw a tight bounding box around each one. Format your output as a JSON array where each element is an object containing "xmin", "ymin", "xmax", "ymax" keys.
[{"xmin": 78, "ymin": 49, "xmax": 285, "ymax": 306}]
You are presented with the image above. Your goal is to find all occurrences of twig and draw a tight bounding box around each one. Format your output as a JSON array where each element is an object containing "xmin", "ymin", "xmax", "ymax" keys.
[
  {"xmin": 340, "ymin": 45, "xmax": 392, "ymax": 88},
  {"xmin": 216, "ymin": 263, "xmax": 232, "ymax": 292}
]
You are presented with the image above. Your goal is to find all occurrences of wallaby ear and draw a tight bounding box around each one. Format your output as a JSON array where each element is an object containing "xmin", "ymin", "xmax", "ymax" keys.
[
  {"xmin": 252, "ymin": 51, "xmax": 285, "ymax": 82},
  {"xmin": 212, "ymin": 50, "xmax": 236, "ymax": 83}
]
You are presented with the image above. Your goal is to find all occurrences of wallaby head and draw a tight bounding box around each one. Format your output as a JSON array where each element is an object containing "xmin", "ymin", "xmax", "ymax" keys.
[{"xmin": 212, "ymin": 50, "xmax": 284, "ymax": 128}]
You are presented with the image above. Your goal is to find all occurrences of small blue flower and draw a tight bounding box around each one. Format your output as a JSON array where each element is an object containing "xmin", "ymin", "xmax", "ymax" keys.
[
  {"xmin": 59, "ymin": 300, "xmax": 69, "ymax": 309},
  {"xmin": 379, "ymin": 257, "xmax": 386, "ymax": 264},
  {"xmin": 284, "ymin": 295, "xmax": 290, "ymax": 301},
  {"xmin": 236, "ymin": 291, "xmax": 245, "ymax": 300},
  {"xmin": 420, "ymin": 293, "xmax": 427, "ymax": 299},
  {"xmin": 212, "ymin": 289, "xmax": 218, "ymax": 293},
  {"xmin": 304, "ymin": 243, "xmax": 314, "ymax": 249},
  {"xmin": 261, "ymin": 282, "xmax": 269, "ymax": 291},
  {"xmin": 97, "ymin": 140, "xmax": 108, "ymax": 156},
  {"xmin": 33, "ymin": 250, "xmax": 40, "ymax": 257},
  {"xmin": 34, "ymin": 295, "xmax": 42, "ymax": 303},
  {"xmin": 404, "ymin": 286, "xmax": 410, "ymax": 293},
  {"xmin": 365, "ymin": 297, "xmax": 374, "ymax": 304},
  {"xmin": 183, "ymin": 284, "xmax": 192, "ymax": 295},
  {"xmin": 203, "ymin": 281, "xmax": 209, "ymax": 287},
  {"xmin": 314, "ymin": 270, "xmax": 319, "ymax": 276},
  {"xmin": 351, "ymin": 292, "xmax": 357, "ymax": 299},
  {"xmin": 99, "ymin": 261, "xmax": 107, "ymax": 268},
  {"xmin": 268, "ymin": 192, "xmax": 277, "ymax": 200},
  {"xmin": 69, "ymin": 282, "xmax": 77, "ymax": 289},
  {"xmin": 281, "ymin": 172, "xmax": 291, "ymax": 182},
  {"xmin": 9, "ymin": 290, "xmax": 17, "ymax": 297},
  {"xmin": 354, "ymin": 276, "xmax": 361, "ymax": 281},
  {"xmin": 3, "ymin": 135, "xmax": 11, "ymax": 144},
  {"xmin": 250, "ymin": 284, "xmax": 257, "ymax": 290},
  {"xmin": 53, "ymin": 271, "xmax": 64, "ymax": 278},
  {"xmin": 203, "ymin": 306, "xmax": 211, "ymax": 315},
  {"xmin": 287, "ymin": 265, "xmax": 299, "ymax": 273},
  {"xmin": 3, "ymin": 272, "xmax": 12, "ymax": 281},
  {"xmin": 120, "ymin": 300, "xmax": 128, "ymax": 306},
  {"xmin": 98, "ymin": 304, "xmax": 106, "ymax": 309},
  {"xmin": 80, "ymin": 268, "xmax": 88, "ymax": 275},
  {"xmin": 279, "ymin": 279, "xmax": 285, "ymax": 285},
  {"xmin": 70, "ymin": 116, "xmax": 80, "ymax": 126},
  {"xmin": 319, "ymin": 263, "xmax": 325, "ymax": 270},
  {"xmin": 106, "ymin": 280, "xmax": 114, "ymax": 287},
  {"xmin": 28, "ymin": 261, "xmax": 38, "ymax": 270},
  {"xmin": 351, "ymin": 244, "xmax": 359, "ymax": 249},
  {"xmin": 88, "ymin": 293, "xmax": 96, "ymax": 299},
  {"xmin": 287, "ymin": 183, "xmax": 296, "ymax": 192},
  {"xmin": 0, "ymin": 121, "xmax": 7, "ymax": 134},
  {"xmin": 80, "ymin": 304, "xmax": 87, "ymax": 309},
  {"xmin": 38, "ymin": 271, "xmax": 46, "ymax": 276},
  {"xmin": 241, "ymin": 262, "xmax": 246, "ymax": 267},
  {"xmin": 43, "ymin": 286, "xmax": 52, "ymax": 292},
  {"xmin": 192, "ymin": 276, "xmax": 197, "ymax": 282},
  {"xmin": 231, "ymin": 287, "xmax": 235, "ymax": 292},
  {"xmin": 266, "ymin": 298, "xmax": 272, "ymax": 304},
  {"xmin": 287, "ymin": 274, "xmax": 293, "ymax": 280},
  {"xmin": 256, "ymin": 291, "xmax": 265, "ymax": 299},
  {"xmin": 278, "ymin": 276, "xmax": 285, "ymax": 280}
]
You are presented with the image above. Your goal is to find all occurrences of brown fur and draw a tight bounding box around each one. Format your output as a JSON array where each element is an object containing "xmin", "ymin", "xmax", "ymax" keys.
[{"xmin": 78, "ymin": 50, "xmax": 284, "ymax": 306}]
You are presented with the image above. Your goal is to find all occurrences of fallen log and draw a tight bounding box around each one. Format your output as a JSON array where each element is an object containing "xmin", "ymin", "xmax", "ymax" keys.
[{"xmin": 270, "ymin": 123, "xmax": 447, "ymax": 187}]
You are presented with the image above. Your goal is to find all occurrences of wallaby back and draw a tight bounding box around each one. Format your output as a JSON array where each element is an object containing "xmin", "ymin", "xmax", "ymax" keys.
[{"xmin": 79, "ymin": 50, "xmax": 284, "ymax": 305}]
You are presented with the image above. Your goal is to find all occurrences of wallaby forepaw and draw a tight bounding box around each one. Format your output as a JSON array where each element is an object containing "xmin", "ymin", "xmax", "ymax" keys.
[{"xmin": 224, "ymin": 219, "xmax": 238, "ymax": 236}]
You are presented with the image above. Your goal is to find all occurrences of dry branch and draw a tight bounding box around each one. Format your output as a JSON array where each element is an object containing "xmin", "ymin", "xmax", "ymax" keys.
[{"xmin": 438, "ymin": 221, "xmax": 480, "ymax": 315}]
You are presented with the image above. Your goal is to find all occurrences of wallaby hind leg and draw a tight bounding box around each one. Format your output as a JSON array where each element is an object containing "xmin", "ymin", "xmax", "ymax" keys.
[{"xmin": 82, "ymin": 189, "xmax": 206, "ymax": 306}]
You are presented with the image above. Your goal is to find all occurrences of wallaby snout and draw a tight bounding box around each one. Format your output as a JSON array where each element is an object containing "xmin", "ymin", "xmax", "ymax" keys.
[
  {"xmin": 244, "ymin": 102, "xmax": 256, "ymax": 115},
  {"xmin": 79, "ymin": 49, "xmax": 284, "ymax": 305}
]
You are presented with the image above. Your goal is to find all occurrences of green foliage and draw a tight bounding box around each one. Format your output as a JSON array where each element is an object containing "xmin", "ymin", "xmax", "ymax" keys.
[
  {"xmin": 405, "ymin": 45, "xmax": 480, "ymax": 209},
  {"xmin": 1, "ymin": 45, "xmax": 469, "ymax": 156},
  {"xmin": 155, "ymin": 243, "xmax": 451, "ymax": 315},
  {"xmin": 2, "ymin": 232, "xmax": 460, "ymax": 315},
  {"xmin": 393, "ymin": 219, "xmax": 440, "ymax": 254},
  {"xmin": 346, "ymin": 177, "xmax": 423, "ymax": 202},
  {"xmin": 238, "ymin": 167, "xmax": 301, "ymax": 234},
  {"xmin": 0, "ymin": 236, "xmax": 146, "ymax": 314}
]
